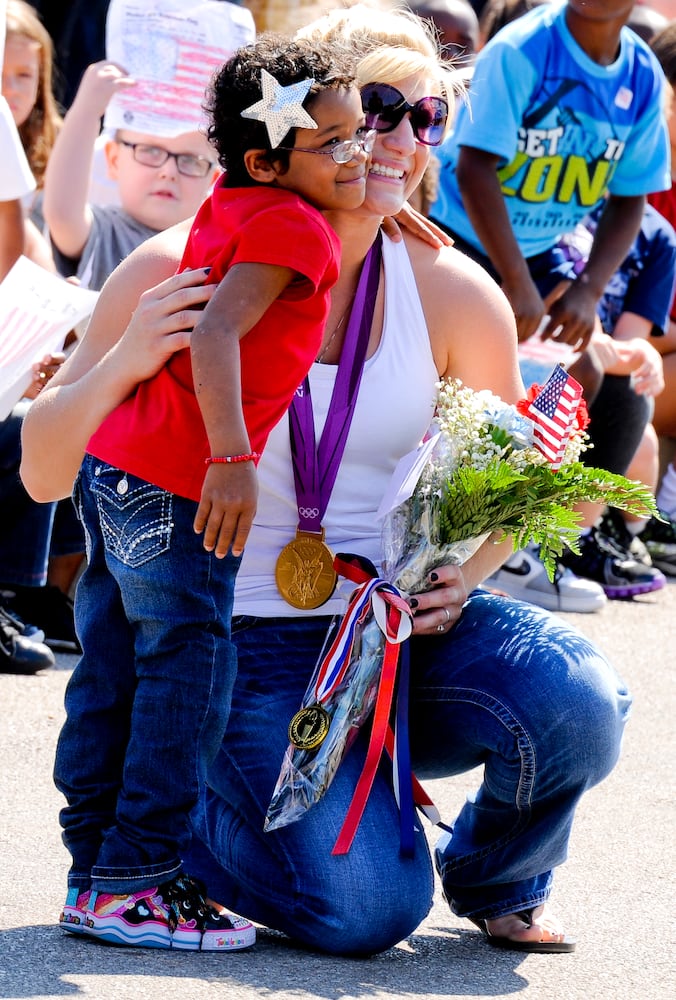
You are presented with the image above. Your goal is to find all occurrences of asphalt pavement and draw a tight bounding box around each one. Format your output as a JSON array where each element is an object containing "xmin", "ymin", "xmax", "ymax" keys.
[{"xmin": 1, "ymin": 582, "xmax": 674, "ymax": 1000}]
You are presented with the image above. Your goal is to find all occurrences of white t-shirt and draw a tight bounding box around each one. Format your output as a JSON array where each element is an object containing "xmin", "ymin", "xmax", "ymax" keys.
[
  {"xmin": 234, "ymin": 235, "xmax": 439, "ymax": 618},
  {"xmin": 0, "ymin": 96, "xmax": 35, "ymax": 201}
]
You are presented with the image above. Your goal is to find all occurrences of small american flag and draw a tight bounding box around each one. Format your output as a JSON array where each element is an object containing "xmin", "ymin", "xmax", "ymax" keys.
[{"xmin": 527, "ymin": 364, "xmax": 583, "ymax": 469}]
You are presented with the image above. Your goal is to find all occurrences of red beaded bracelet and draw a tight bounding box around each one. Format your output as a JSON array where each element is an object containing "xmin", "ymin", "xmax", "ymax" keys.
[{"xmin": 205, "ymin": 453, "xmax": 259, "ymax": 465}]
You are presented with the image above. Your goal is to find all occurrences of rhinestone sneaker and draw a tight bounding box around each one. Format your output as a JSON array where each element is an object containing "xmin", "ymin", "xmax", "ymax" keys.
[{"xmin": 59, "ymin": 887, "xmax": 91, "ymax": 934}]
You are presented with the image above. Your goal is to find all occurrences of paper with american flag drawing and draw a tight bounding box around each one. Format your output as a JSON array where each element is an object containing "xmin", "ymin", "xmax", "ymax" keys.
[{"xmin": 103, "ymin": 0, "xmax": 255, "ymax": 138}]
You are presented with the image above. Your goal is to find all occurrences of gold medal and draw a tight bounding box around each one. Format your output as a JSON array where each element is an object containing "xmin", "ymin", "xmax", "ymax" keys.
[
  {"xmin": 275, "ymin": 529, "xmax": 337, "ymax": 609},
  {"xmin": 288, "ymin": 704, "xmax": 330, "ymax": 750}
]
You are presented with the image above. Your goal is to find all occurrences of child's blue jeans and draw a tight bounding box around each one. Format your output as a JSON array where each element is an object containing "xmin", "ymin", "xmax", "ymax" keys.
[{"xmin": 55, "ymin": 456, "xmax": 240, "ymax": 894}]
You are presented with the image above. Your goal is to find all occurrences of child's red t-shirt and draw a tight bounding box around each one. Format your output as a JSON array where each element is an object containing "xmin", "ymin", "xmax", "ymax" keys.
[{"xmin": 87, "ymin": 181, "xmax": 340, "ymax": 501}]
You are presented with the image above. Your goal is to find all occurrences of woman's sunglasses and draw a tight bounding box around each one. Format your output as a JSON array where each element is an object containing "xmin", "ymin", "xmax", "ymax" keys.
[{"xmin": 361, "ymin": 83, "xmax": 448, "ymax": 147}]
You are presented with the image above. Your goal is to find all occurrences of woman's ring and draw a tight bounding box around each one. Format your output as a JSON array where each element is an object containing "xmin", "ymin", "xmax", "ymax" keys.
[
  {"xmin": 443, "ymin": 608, "xmax": 451, "ymax": 623},
  {"xmin": 436, "ymin": 623, "xmax": 445, "ymax": 632}
]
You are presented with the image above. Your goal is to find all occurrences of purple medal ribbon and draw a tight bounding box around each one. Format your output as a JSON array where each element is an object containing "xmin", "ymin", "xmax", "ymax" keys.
[{"xmin": 289, "ymin": 233, "xmax": 383, "ymax": 532}]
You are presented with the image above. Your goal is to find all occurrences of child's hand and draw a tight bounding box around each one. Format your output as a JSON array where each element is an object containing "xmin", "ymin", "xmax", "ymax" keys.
[
  {"xmin": 25, "ymin": 352, "xmax": 66, "ymax": 399},
  {"xmin": 540, "ymin": 279, "xmax": 598, "ymax": 352},
  {"xmin": 194, "ymin": 462, "xmax": 258, "ymax": 558},
  {"xmin": 594, "ymin": 335, "xmax": 664, "ymax": 396},
  {"xmin": 75, "ymin": 60, "xmax": 137, "ymax": 118}
]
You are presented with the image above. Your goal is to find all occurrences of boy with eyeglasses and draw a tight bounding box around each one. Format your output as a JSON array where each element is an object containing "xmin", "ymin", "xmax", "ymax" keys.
[
  {"xmin": 54, "ymin": 36, "xmax": 369, "ymax": 951},
  {"xmin": 42, "ymin": 58, "xmax": 221, "ymax": 291}
]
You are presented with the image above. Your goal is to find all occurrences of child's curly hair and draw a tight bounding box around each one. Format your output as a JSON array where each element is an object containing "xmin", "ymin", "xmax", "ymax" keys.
[{"xmin": 205, "ymin": 33, "xmax": 355, "ymax": 185}]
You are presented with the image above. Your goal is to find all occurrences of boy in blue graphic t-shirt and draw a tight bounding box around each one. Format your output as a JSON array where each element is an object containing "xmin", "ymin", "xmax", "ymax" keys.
[{"xmin": 430, "ymin": 0, "xmax": 670, "ymax": 348}]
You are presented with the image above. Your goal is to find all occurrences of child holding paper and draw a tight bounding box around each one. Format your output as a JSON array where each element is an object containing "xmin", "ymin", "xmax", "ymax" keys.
[
  {"xmin": 55, "ymin": 36, "xmax": 370, "ymax": 951},
  {"xmin": 42, "ymin": 58, "xmax": 220, "ymax": 290}
]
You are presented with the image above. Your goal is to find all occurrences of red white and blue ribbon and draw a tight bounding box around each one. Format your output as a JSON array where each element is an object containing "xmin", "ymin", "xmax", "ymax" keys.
[{"xmin": 326, "ymin": 554, "xmax": 440, "ymax": 857}]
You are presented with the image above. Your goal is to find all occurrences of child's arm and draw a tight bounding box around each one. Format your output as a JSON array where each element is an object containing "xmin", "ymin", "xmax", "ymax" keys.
[
  {"xmin": 43, "ymin": 61, "xmax": 135, "ymax": 260},
  {"xmin": 543, "ymin": 195, "xmax": 647, "ymax": 352},
  {"xmin": 456, "ymin": 145, "xmax": 546, "ymax": 342},
  {"xmin": 590, "ymin": 327, "xmax": 664, "ymax": 397},
  {"xmin": 191, "ymin": 262, "xmax": 297, "ymax": 559}
]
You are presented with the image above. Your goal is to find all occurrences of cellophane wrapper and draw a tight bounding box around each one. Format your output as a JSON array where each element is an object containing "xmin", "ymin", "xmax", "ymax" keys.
[
  {"xmin": 265, "ymin": 437, "xmax": 487, "ymax": 833},
  {"xmin": 264, "ymin": 607, "xmax": 385, "ymax": 831}
]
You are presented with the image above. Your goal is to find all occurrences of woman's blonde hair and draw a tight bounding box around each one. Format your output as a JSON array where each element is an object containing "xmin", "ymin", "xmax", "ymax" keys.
[
  {"xmin": 5, "ymin": 0, "xmax": 63, "ymax": 186},
  {"xmin": 296, "ymin": 1, "xmax": 465, "ymax": 125}
]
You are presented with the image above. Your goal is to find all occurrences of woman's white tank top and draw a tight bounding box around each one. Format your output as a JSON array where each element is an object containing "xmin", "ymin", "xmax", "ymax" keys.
[{"xmin": 234, "ymin": 235, "xmax": 439, "ymax": 617}]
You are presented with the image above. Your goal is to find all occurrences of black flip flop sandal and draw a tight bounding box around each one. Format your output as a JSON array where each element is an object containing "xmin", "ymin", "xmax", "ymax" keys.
[{"xmin": 469, "ymin": 908, "xmax": 576, "ymax": 953}]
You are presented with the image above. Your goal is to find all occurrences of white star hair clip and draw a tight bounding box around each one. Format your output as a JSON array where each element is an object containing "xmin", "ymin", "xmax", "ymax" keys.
[{"xmin": 241, "ymin": 68, "xmax": 318, "ymax": 148}]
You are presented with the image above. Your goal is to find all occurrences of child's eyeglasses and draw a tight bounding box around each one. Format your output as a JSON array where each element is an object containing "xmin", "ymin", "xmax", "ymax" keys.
[
  {"xmin": 118, "ymin": 140, "xmax": 215, "ymax": 178},
  {"xmin": 360, "ymin": 83, "xmax": 448, "ymax": 147},
  {"xmin": 277, "ymin": 128, "xmax": 376, "ymax": 164}
]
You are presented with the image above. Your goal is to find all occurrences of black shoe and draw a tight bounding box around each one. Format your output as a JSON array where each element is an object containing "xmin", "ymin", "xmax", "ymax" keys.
[
  {"xmin": 0, "ymin": 601, "xmax": 45, "ymax": 643},
  {"xmin": 638, "ymin": 511, "xmax": 676, "ymax": 577},
  {"xmin": 599, "ymin": 507, "xmax": 652, "ymax": 566},
  {"xmin": 0, "ymin": 609, "xmax": 55, "ymax": 674},
  {"xmin": 0, "ymin": 585, "xmax": 81, "ymax": 653},
  {"xmin": 560, "ymin": 526, "xmax": 666, "ymax": 599}
]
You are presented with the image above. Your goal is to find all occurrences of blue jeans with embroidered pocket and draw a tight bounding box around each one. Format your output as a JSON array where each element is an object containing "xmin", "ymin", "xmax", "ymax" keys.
[{"xmin": 54, "ymin": 455, "xmax": 240, "ymax": 895}]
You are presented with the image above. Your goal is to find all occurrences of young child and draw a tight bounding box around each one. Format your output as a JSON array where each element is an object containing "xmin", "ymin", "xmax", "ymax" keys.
[
  {"xmin": 0, "ymin": 90, "xmax": 33, "ymax": 276},
  {"xmin": 2, "ymin": 1, "xmax": 61, "ymax": 192},
  {"xmin": 1, "ymin": 0, "xmax": 60, "ymax": 263},
  {"xmin": 54, "ymin": 35, "xmax": 370, "ymax": 951},
  {"xmin": 42, "ymin": 58, "xmax": 220, "ymax": 290},
  {"xmin": 430, "ymin": 0, "xmax": 670, "ymax": 347},
  {"xmin": 0, "ymin": 89, "xmax": 56, "ymax": 675},
  {"xmin": 428, "ymin": 0, "xmax": 672, "ymax": 599},
  {"xmin": 647, "ymin": 23, "xmax": 676, "ymax": 524}
]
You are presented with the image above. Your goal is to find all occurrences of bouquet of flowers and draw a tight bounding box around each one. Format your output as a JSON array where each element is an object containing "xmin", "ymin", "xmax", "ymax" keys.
[{"xmin": 265, "ymin": 367, "xmax": 658, "ymax": 850}]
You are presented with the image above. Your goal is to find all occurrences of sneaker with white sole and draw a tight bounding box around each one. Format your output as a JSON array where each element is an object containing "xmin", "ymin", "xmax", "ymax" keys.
[
  {"xmin": 59, "ymin": 887, "xmax": 91, "ymax": 934},
  {"xmin": 637, "ymin": 511, "xmax": 676, "ymax": 577},
  {"xmin": 487, "ymin": 544, "xmax": 607, "ymax": 613},
  {"xmin": 83, "ymin": 874, "xmax": 255, "ymax": 951},
  {"xmin": 560, "ymin": 526, "xmax": 666, "ymax": 598},
  {"xmin": 598, "ymin": 508, "xmax": 652, "ymax": 566}
]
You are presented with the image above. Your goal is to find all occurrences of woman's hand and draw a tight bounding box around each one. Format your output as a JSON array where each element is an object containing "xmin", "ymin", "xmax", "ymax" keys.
[
  {"xmin": 407, "ymin": 563, "xmax": 468, "ymax": 636},
  {"xmin": 114, "ymin": 267, "xmax": 216, "ymax": 382}
]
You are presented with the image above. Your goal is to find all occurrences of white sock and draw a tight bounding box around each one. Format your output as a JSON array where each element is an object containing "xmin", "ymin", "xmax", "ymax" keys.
[{"xmin": 657, "ymin": 462, "xmax": 676, "ymax": 517}]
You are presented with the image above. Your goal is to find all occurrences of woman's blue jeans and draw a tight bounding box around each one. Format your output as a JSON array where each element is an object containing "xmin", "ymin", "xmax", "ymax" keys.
[
  {"xmin": 187, "ymin": 594, "xmax": 630, "ymax": 956},
  {"xmin": 55, "ymin": 457, "xmax": 240, "ymax": 893}
]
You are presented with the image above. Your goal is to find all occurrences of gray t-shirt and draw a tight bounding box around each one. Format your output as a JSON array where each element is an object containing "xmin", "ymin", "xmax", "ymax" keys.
[{"xmin": 54, "ymin": 204, "xmax": 159, "ymax": 290}]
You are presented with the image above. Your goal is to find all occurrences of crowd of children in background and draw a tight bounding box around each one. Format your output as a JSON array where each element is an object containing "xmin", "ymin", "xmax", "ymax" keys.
[
  {"xmin": 427, "ymin": 0, "xmax": 676, "ymax": 612},
  {"xmin": 2, "ymin": 0, "xmax": 676, "ymax": 677}
]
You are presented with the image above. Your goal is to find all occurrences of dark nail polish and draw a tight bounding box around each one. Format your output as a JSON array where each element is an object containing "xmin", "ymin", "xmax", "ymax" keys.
[
  {"xmin": 430, "ymin": 572, "xmax": 439, "ymax": 582},
  {"xmin": 409, "ymin": 598, "xmax": 419, "ymax": 609}
]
